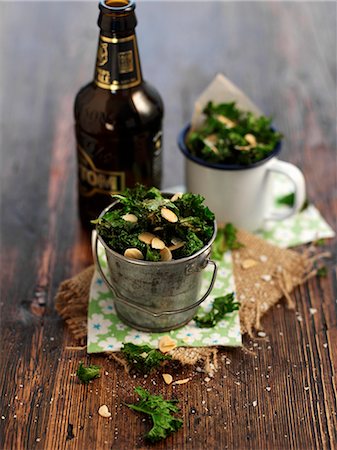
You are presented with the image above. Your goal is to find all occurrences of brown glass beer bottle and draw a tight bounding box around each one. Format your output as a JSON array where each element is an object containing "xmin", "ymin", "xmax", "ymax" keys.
[{"xmin": 74, "ymin": 0, "xmax": 164, "ymax": 225}]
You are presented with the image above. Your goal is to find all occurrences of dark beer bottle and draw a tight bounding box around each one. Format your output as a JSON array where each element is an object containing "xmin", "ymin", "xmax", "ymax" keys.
[{"xmin": 74, "ymin": 0, "xmax": 164, "ymax": 225}]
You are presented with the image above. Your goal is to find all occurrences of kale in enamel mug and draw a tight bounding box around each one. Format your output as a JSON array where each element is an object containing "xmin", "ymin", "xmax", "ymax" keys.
[{"xmin": 187, "ymin": 101, "xmax": 283, "ymax": 165}]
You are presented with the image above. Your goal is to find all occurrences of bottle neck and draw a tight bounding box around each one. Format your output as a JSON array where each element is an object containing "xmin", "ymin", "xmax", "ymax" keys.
[{"xmin": 94, "ymin": 28, "xmax": 142, "ymax": 91}]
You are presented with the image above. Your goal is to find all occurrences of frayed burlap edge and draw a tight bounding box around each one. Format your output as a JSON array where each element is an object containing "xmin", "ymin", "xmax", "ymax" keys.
[
  {"xmin": 109, "ymin": 347, "xmax": 218, "ymax": 376},
  {"xmin": 233, "ymin": 229, "xmax": 323, "ymax": 336},
  {"xmin": 55, "ymin": 265, "xmax": 94, "ymax": 343}
]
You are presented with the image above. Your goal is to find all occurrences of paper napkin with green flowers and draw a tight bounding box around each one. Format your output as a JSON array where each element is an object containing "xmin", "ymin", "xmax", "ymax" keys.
[{"xmin": 87, "ymin": 245, "xmax": 240, "ymax": 352}]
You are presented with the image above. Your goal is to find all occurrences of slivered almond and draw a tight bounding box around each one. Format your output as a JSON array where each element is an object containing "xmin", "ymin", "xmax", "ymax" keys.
[
  {"xmin": 168, "ymin": 241, "xmax": 185, "ymax": 251},
  {"xmin": 235, "ymin": 144, "xmax": 251, "ymax": 151},
  {"xmin": 241, "ymin": 259, "xmax": 258, "ymax": 269},
  {"xmin": 122, "ymin": 213, "xmax": 138, "ymax": 223},
  {"xmin": 161, "ymin": 208, "xmax": 178, "ymax": 223},
  {"xmin": 151, "ymin": 237, "xmax": 166, "ymax": 250},
  {"xmin": 162, "ymin": 374, "xmax": 173, "ymax": 385},
  {"xmin": 170, "ymin": 193, "xmax": 183, "ymax": 202},
  {"xmin": 215, "ymin": 115, "xmax": 236, "ymax": 128},
  {"xmin": 205, "ymin": 133, "xmax": 217, "ymax": 143},
  {"xmin": 173, "ymin": 378, "xmax": 190, "ymax": 385},
  {"xmin": 138, "ymin": 232, "xmax": 155, "ymax": 244},
  {"xmin": 244, "ymin": 133, "xmax": 257, "ymax": 147},
  {"xmin": 160, "ymin": 247, "xmax": 172, "ymax": 261},
  {"xmin": 158, "ymin": 336, "xmax": 177, "ymax": 353},
  {"xmin": 124, "ymin": 248, "xmax": 144, "ymax": 260},
  {"xmin": 98, "ymin": 405, "xmax": 111, "ymax": 418},
  {"xmin": 203, "ymin": 138, "xmax": 219, "ymax": 155}
]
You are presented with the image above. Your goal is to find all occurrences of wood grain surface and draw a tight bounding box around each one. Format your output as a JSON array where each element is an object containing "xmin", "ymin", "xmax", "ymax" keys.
[{"xmin": 0, "ymin": 2, "xmax": 336, "ymax": 449}]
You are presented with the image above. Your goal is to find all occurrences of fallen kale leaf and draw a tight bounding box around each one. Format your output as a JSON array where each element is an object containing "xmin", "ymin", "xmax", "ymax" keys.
[
  {"xmin": 314, "ymin": 238, "xmax": 325, "ymax": 247},
  {"xmin": 276, "ymin": 192, "xmax": 295, "ymax": 207},
  {"xmin": 194, "ymin": 292, "xmax": 239, "ymax": 328},
  {"xmin": 276, "ymin": 192, "xmax": 309, "ymax": 211},
  {"xmin": 121, "ymin": 343, "xmax": 171, "ymax": 373},
  {"xmin": 76, "ymin": 362, "xmax": 101, "ymax": 384},
  {"xmin": 212, "ymin": 223, "xmax": 244, "ymax": 260},
  {"xmin": 317, "ymin": 266, "xmax": 327, "ymax": 277},
  {"xmin": 187, "ymin": 101, "xmax": 283, "ymax": 166},
  {"xmin": 127, "ymin": 387, "xmax": 183, "ymax": 442}
]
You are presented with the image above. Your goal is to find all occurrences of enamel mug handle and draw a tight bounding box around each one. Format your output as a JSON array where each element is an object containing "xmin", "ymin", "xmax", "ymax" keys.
[{"xmin": 265, "ymin": 159, "xmax": 306, "ymax": 222}]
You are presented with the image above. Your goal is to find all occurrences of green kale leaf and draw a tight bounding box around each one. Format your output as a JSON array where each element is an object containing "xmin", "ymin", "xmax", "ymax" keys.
[
  {"xmin": 212, "ymin": 223, "xmax": 244, "ymax": 260},
  {"xmin": 187, "ymin": 101, "xmax": 282, "ymax": 166},
  {"xmin": 121, "ymin": 343, "xmax": 171, "ymax": 373},
  {"xmin": 94, "ymin": 185, "xmax": 215, "ymax": 261},
  {"xmin": 194, "ymin": 292, "xmax": 239, "ymax": 328},
  {"xmin": 127, "ymin": 387, "xmax": 183, "ymax": 442},
  {"xmin": 76, "ymin": 362, "xmax": 101, "ymax": 384},
  {"xmin": 276, "ymin": 192, "xmax": 309, "ymax": 211},
  {"xmin": 317, "ymin": 266, "xmax": 327, "ymax": 277}
]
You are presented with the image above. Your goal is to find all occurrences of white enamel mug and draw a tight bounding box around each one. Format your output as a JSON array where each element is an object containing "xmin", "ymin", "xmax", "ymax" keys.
[{"xmin": 178, "ymin": 124, "xmax": 306, "ymax": 231}]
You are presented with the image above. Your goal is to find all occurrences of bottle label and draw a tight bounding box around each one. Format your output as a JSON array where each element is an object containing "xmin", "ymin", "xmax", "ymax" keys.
[
  {"xmin": 95, "ymin": 35, "xmax": 142, "ymax": 90},
  {"xmin": 78, "ymin": 145, "xmax": 125, "ymax": 197},
  {"xmin": 77, "ymin": 124, "xmax": 162, "ymax": 200}
]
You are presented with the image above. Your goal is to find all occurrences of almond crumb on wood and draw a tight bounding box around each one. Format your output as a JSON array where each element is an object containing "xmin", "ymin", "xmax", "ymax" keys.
[
  {"xmin": 162, "ymin": 374, "xmax": 173, "ymax": 385},
  {"xmin": 261, "ymin": 274, "xmax": 272, "ymax": 282},
  {"xmin": 98, "ymin": 405, "xmax": 111, "ymax": 418},
  {"xmin": 241, "ymin": 259, "xmax": 258, "ymax": 269},
  {"xmin": 158, "ymin": 335, "xmax": 177, "ymax": 353},
  {"xmin": 173, "ymin": 378, "xmax": 190, "ymax": 385}
]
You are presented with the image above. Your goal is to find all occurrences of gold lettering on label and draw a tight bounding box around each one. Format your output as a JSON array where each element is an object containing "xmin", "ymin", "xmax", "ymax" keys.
[
  {"xmin": 118, "ymin": 50, "xmax": 134, "ymax": 74},
  {"xmin": 79, "ymin": 165, "xmax": 119, "ymax": 191},
  {"xmin": 78, "ymin": 146, "xmax": 125, "ymax": 196},
  {"xmin": 96, "ymin": 68, "xmax": 111, "ymax": 85},
  {"xmin": 97, "ymin": 42, "xmax": 108, "ymax": 66}
]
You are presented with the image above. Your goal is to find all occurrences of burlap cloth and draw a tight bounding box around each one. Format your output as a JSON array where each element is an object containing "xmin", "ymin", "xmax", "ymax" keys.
[{"xmin": 55, "ymin": 229, "xmax": 319, "ymax": 370}]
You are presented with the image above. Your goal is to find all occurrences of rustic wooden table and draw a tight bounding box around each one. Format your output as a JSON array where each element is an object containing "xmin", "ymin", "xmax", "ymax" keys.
[{"xmin": 1, "ymin": 2, "xmax": 336, "ymax": 449}]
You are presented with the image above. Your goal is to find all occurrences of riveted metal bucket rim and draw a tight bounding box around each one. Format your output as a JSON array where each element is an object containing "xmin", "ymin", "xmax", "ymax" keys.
[{"xmin": 96, "ymin": 197, "xmax": 217, "ymax": 266}]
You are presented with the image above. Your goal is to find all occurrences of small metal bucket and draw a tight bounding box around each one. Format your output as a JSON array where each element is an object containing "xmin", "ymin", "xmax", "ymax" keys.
[{"xmin": 93, "ymin": 201, "xmax": 218, "ymax": 332}]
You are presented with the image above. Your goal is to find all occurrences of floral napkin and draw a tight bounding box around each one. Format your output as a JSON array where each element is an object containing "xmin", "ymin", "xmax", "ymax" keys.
[
  {"xmin": 88, "ymin": 248, "xmax": 240, "ymax": 353},
  {"xmin": 87, "ymin": 174, "xmax": 334, "ymax": 353}
]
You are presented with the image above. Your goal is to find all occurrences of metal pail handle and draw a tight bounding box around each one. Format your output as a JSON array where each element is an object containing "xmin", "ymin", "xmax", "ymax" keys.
[{"xmin": 92, "ymin": 231, "xmax": 218, "ymax": 318}]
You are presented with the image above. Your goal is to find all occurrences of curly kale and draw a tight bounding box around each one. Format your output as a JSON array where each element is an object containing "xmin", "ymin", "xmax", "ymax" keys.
[
  {"xmin": 187, "ymin": 101, "xmax": 282, "ymax": 166},
  {"xmin": 194, "ymin": 292, "xmax": 239, "ymax": 328},
  {"xmin": 212, "ymin": 223, "xmax": 244, "ymax": 260},
  {"xmin": 94, "ymin": 185, "xmax": 215, "ymax": 261},
  {"xmin": 76, "ymin": 362, "xmax": 101, "ymax": 384},
  {"xmin": 127, "ymin": 387, "xmax": 183, "ymax": 442},
  {"xmin": 121, "ymin": 343, "xmax": 171, "ymax": 373}
]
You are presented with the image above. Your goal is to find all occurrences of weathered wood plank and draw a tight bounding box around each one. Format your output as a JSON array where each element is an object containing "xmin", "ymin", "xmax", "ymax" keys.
[{"xmin": 0, "ymin": 2, "xmax": 336, "ymax": 449}]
